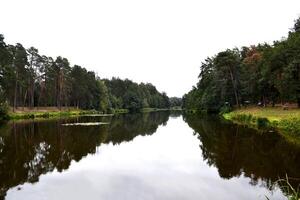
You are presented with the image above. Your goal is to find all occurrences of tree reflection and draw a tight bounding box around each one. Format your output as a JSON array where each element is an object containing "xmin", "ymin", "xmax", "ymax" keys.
[
  {"xmin": 183, "ymin": 114, "xmax": 300, "ymax": 191},
  {"xmin": 0, "ymin": 112, "xmax": 170, "ymax": 198}
]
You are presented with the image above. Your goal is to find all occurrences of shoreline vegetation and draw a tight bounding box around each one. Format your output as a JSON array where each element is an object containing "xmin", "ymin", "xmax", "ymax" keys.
[
  {"xmin": 0, "ymin": 33, "xmax": 183, "ymax": 120},
  {"xmin": 222, "ymin": 107, "xmax": 300, "ymax": 142},
  {"xmin": 182, "ymin": 17, "xmax": 300, "ymax": 142},
  {"xmin": 2, "ymin": 106, "xmax": 182, "ymax": 121}
]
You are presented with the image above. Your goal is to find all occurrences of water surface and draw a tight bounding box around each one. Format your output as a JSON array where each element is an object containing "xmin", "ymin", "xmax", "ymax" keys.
[{"xmin": 0, "ymin": 112, "xmax": 299, "ymax": 200}]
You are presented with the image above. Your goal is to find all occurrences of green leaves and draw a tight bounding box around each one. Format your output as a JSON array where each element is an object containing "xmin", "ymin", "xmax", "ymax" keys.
[{"xmin": 184, "ymin": 17, "xmax": 300, "ymax": 112}]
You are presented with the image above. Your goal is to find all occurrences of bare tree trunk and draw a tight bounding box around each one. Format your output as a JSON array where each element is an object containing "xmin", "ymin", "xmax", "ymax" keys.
[
  {"xmin": 13, "ymin": 72, "xmax": 18, "ymax": 112},
  {"xmin": 23, "ymin": 89, "xmax": 28, "ymax": 109},
  {"xmin": 30, "ymin": 57, "xmax": 34, "ymax": 108},
  {"xmin": 59, "ymin": 70, "xmax": 64, "ymax": 111},
  {"xmin": 31, "ymin": 79, "xmax": 34, "ymax": 108},
  {"xmin": 262, "ymin": 95, "xmax": 266, "ymax": 107}
]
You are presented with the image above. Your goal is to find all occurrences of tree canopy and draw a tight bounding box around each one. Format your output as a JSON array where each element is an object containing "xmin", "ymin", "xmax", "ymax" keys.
[
  {"xmin": 0, "ymin": 34, "xmax": 172, "ymax": 114},
  {"xmin": 183, "ymin": 17, "xmax": 300, "ymax": 112}
]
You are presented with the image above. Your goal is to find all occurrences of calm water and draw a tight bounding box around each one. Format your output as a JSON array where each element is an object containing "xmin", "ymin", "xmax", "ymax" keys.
[{"xmin": 0, "ymin": 112, "xmax": 300, "ymax": 200}]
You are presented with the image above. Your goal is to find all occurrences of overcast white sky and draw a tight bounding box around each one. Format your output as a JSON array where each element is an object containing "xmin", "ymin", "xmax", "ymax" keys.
[{"xmin": 1, "ymin": 0, "xmax": 300, "ymax": 97}]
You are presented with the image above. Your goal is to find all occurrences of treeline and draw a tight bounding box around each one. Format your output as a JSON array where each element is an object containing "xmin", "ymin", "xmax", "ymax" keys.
[
  {"xmin": 169, "ymin": 97, "xmax": 182, "ymax": 107},
  {"xmin": 104, "ymin": 78, "xmax": 170, "ymax": 112},
  {"xmin": 0, "ymin": 34, "xmax": 171, "ymax": 114},
  {"xmin": 183, "ymin": 18, "xmax": 300, "ymax": 112}
]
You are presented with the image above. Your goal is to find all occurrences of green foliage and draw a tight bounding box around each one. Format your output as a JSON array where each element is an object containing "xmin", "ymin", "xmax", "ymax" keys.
[
  {"xmin": 0, "ymin": 34, "xmax": 171, "ymax": 114},
  {"xmin": 169, "ymin": 97, "xmax": 182, "ymax": 107},
  {"xmin": 219, "ymin": 105, "xmax": 232, "ymax": 114},
  {"xmin": 226, "ymin": 113, "xmax": 271, "ymax": 129},
  {"xmin": 104, "ymin": 78, "xmax": 170, "ymax": 113},
  {"xmin": 230, "ymin": 113, "xmax": 254, "ymax": 124},
  {"xmin": 98, "ymin": 80, "xmax": 109, "ymax": 113},
  {"xmin": 0, "ymin": 102, "xmax": 9, "ymax": 121},
  {"xmin": 256, "ymin": 117, "xmax": 269, "ymax": 128},
  {"xmin": 8, "ymin": 110, "xmax": 104, "ymax": 120},
  {"xmin": 227, "ymin": 113, "xmax": 270, "ymax": 129},
  {"xmin": 183, "ymin": 17, "xmax": 300, "ymax": 111},
  {"xmin": 278, "ymin": 118, "xmax": 300, "ymax": 135},
  {"xmin": 224, "ymin": 108, "xmax": 300, "ymax": 135},
  {"xmin": 123, "ymin": 91, "xmax": 143, "ymax": 113},
  {"xmin": 0, "ymin": 85, "xmax": 9, "ymax": 120}
]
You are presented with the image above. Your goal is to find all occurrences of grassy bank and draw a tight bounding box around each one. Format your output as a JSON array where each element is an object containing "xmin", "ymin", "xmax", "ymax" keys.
[
  {"xmin": 6, "ymin": 107, "xmax": 182, "ymax": 120},
  {"xmin": 112, "ymin": 109, "xmax": 129, "ymax": 114},
  {"xmin": 8, "ymin": 109, "xmax": 103, "ymax": 120},
  {"xmin": 223, "ymin": 107, "xmax": 300, "ymax": 136}
]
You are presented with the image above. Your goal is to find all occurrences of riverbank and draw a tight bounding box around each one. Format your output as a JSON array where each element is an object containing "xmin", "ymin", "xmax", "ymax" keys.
[
  {"xmin": 4, "ymin": 107, "xmax": 182, "ymax": 121},
  {"xmin": 8, "ymin": 109, "xmax": 103, "ymax": 120},
  {"xmin": 223, "ymin": 107, "xmax": 300, "ymax": 137}
]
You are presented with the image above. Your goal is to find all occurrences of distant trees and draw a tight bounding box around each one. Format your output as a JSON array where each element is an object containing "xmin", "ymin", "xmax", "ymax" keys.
[
  {"xmin": 183, "ymin": 17, "xmax": 300, "ymax": 111},
  {"xmin": 0, "ymin": 34, "xmax": 171, "ymax": 115},
  {"xmin": 169, "ymin": 97, "xmax": 182, "ymax": 107},
  {"xmin": 104, "ymin": 78, "xmax": 170, "ymax": 112}
]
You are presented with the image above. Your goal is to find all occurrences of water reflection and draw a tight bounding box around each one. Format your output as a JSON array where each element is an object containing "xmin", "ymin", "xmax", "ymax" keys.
[
  {"xmin": 4, "ymin": 114, "xmax": 287, "ymax": 200},
  {"xmin": 0, "ymin": 112, "xmax": 170, "ymax": 198},
  {"xmin": 183, "ymin": 114, "xmax": 300, "ymax": 190},
  {"xmin": 0, "ymin": 112, "xmax": 299, "ymax": 200}
]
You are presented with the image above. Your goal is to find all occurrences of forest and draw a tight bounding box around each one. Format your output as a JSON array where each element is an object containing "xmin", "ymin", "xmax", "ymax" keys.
[
  {"xmin": 183, "ymin": 17, "xmax": 300, "ymax": 112},
  {"xmin": 0, "ymin": 35, "xmax": 173, "ymax": 117}
]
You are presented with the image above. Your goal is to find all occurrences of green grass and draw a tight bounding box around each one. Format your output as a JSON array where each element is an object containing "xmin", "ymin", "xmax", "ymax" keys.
[
  {"xmin": 7, "ymin": 107, "xmax": 182, "ymax": 120},
  {"xmin": 224, "ymin": 107, "xmax": 300, "ymax": 122},
  {"xmin": 223, "ymin": 107, "xmax": 300, "ymax": 137},
  {"xmin": 113, "ymin": 109, "xmax": 129, "ymax": 114},
  {"xmin": 8, "ymin": 109, "xmax": 103, "ymax": 120}
]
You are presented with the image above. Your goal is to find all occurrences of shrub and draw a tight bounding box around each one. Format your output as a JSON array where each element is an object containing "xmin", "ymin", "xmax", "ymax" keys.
[
  {"xmin": 26, "ymin": 114, "xmax": 35, "ymax": 119},
  {"xmin": 256, "ymin": 117, "xmax": 269, "ymax": 128},
  {"xmin": 0, "ymin": 102, "xmax": 9, "ymax": 121},
  {"xmin": 219, "ymin": 105, "xmax": 232, "ymax": 114},
  {"xmin": 41, "ymin": 112, "xmax": 50, "ymax": 118}
]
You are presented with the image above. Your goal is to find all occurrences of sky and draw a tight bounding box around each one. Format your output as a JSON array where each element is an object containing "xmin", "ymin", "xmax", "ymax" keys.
[{"xmin": 1, "ymin": 0, "xmax": 300, "ymax": 97}]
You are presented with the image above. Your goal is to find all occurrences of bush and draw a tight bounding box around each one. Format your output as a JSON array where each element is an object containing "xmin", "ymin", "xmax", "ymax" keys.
[
  {"xmin": 41, "ymin": 112, "xmax": 50, "ymax": 118},
  {"xmin": 25, "ymin": 113, "xmax": 35, "ymax": 119},
  {"xmin": 0, "ymin": 102, "xmax": 9, "ymax": 121},
  {"xmin": 256, "ymin": 117, "xmax": 269, "ymax": 128},
  {"xmin": 219, "ymin": 105, "xmax": 232, "ymax": 114}
]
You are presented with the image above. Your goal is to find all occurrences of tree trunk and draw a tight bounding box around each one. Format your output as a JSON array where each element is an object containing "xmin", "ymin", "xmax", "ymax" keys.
[
  {"xmin": 262, "ymin": 95, "xmax": 266, "ymax": 107},
  {"xmin": 13, "ymin": 72, "xmax": 18, "ymax": 112},
  {"xmin": 23, "ymin": 89, "xmax": 28, "ymax": 109},
  {"xmin": 31, "ymin": 80, "xmax": 34, "ymax": 108}
]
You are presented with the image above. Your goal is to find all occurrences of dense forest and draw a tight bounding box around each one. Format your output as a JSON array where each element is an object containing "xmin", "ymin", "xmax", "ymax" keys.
[
  {"xmin": 183, "ymin": 17, "xmax": 300, "ymax": 112},
  {"xmin": 104, "ymin": 78, "xmax": 170, "ymax": 112},
  {"xmin": 0, "ymin": 35, "xmax": 172, "ymax": 115}
]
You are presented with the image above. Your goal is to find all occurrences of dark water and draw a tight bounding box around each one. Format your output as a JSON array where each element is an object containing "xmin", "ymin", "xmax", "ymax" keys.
[{"xmin": 0, "ymin": 112, "xmax": 299, "ymax": 200}]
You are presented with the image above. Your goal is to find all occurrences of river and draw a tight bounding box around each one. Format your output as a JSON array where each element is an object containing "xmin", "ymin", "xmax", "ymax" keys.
[{"xmin": 0, "ymin": 112, "xmax": 299, "ymax": 200}]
